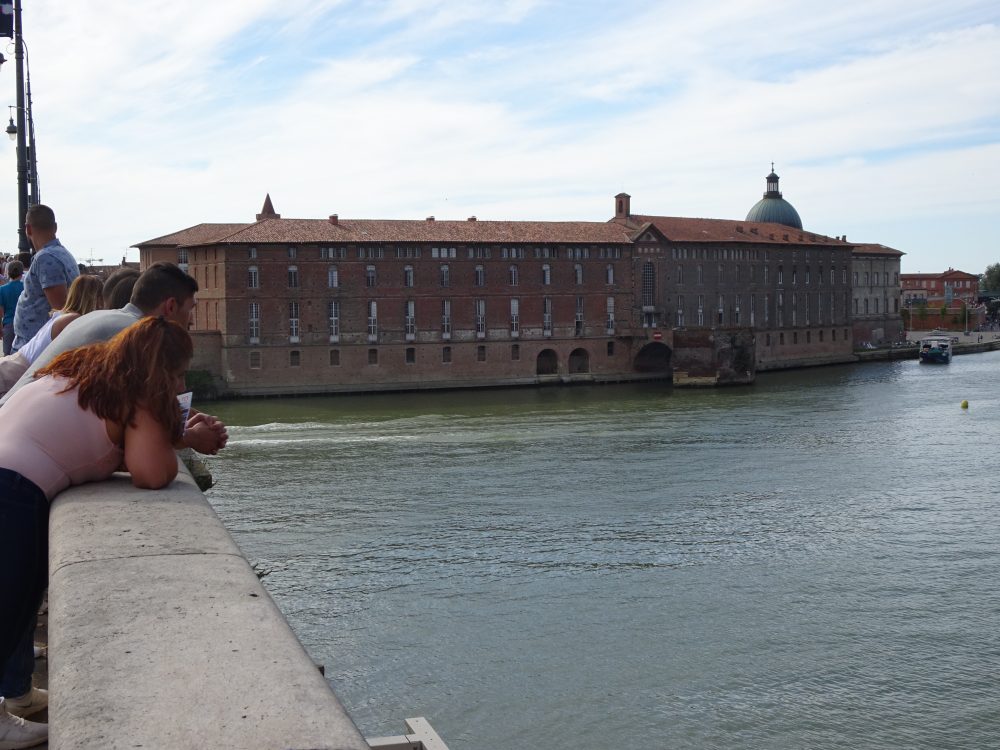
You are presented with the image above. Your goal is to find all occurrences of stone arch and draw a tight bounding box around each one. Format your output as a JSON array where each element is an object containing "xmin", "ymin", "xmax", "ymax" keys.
[
  {"xmin": 536, "ymin": 348, "xmax": 558, "ymax": 375},
  {"xmin": 633, "ymin": 342, "xmax": 671, "ymax": 373},
  {"xmin": 568, "ymin": 347, "xmax": 590, "ymax": 374}
]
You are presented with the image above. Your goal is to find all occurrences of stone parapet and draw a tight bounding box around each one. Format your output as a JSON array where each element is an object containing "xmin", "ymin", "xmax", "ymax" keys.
[{"xmin": 47, "ymin": 464, "xmax": 370, "ymax": 750}]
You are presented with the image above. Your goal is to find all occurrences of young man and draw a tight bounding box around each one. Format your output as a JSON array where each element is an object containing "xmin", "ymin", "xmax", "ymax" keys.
[
  {"xmin": 0, "ymin": 260, "xmax": 25, "ymax": 355},
  {"xmin": 1, "ymin": 262, "xmax": 227, "ymax": 456},
  {"xmin": 11, "ymin": 205, "xmax": 79, "ymax": 352}
]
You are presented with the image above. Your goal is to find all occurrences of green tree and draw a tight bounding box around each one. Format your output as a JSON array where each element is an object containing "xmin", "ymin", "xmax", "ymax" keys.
[{"xmin": 982, "ymin": 263, "xmax": 1000, "ymax": 294}]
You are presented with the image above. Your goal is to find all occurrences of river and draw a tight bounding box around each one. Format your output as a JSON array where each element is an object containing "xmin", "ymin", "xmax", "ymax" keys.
[{"xmin": 203, "ymin": 352, "xmax": 1000, "ymax": 749}]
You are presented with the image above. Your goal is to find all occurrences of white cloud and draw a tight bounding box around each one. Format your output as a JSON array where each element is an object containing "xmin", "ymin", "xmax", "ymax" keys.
[{"xmin": 1, "ymin": 0, "xmax": 997, "ymax": 273}]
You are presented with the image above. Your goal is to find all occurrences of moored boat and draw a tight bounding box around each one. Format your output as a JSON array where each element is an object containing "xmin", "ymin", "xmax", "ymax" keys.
[{"xmin": 918, "ymin": 336, "xmax": 952, "ymax": 364}]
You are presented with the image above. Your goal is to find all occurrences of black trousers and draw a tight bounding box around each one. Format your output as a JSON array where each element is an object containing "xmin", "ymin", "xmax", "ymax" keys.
[{"xmin": 0, "ymin": 468, "xmax": 47, "ymax": 674}]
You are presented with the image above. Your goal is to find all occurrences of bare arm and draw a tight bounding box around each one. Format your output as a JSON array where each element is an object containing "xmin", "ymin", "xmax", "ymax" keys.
[
  {"xmin": 43, "ymin": 283, "xmax": 68, "ymax": 312},
  {"xmin": 50, "ymin": 312, "xmax": 81, "ymax": 340},
  {"xmin": 124, "ymin": 407, "xmax": 179, "ymax": 489}
]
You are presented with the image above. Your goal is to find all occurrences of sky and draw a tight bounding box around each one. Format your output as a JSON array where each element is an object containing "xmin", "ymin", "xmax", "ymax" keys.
[{"xmin": 0, "ymin": 0, "xmax": 998, "ymax": 272}]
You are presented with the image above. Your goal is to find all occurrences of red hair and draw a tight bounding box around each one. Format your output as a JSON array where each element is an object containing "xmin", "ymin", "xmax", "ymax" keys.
[{"xmin": 36, "ymin": 317, "xmax": 193, "ymax": 438}]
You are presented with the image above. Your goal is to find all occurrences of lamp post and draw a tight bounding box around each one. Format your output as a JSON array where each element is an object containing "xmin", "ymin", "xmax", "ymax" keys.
[{"xmin": 13, "ymin": 0, "xmax": 29, "ymax": 252}]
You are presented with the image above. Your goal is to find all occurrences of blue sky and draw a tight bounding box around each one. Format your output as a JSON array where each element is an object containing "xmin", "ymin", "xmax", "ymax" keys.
[{"xmin": 1, "ymin": 0, "xmax": 998, "ymax": 272}]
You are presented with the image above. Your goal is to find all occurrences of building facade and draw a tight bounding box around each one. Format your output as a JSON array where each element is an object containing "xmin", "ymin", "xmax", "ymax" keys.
[
  {"xmin": 137, "ymin": 190, "xmax": 866, "ymax": 396},
  {"xmin": 850, "ymin": 243, "xmax": 904, "ymax": 344}
]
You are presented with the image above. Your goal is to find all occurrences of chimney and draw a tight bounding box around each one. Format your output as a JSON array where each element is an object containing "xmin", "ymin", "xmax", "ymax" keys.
[
  {"xmin": 329, "ymin": 214, "xmax": 339, "ymax": 225},
  {"xmin": 467, "ymin": 216, "xmax": 477, "ymax": 221},
  {"xmin": 736, "ymin": 225, "xmax": 744, "ymax": 233},
  {"xmin": 426, "ymin": 216, "xmax": 435, "ymax": 222},
  {"xmin": 750, "ymin": 227, "xmax": 758, "ymax": 235},
  {"xmin": 614, "ymin": 192, "xmax": 631, "ymax": 219}
]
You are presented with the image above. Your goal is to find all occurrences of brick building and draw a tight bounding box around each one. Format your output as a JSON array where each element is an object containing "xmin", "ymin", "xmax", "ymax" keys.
[
  {"xmin": 136, "ymin": 192, "xmax": 861, "ymax": 396},
  {"xmin": 900, "ymin": 268, "xmax": 979, "ymax": 306}
]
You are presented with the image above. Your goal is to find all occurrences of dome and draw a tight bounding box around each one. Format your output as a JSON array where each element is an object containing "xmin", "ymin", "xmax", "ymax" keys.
[{"xmin": 745, "ymin": 169, "xmax": 803, "ymax": 229}]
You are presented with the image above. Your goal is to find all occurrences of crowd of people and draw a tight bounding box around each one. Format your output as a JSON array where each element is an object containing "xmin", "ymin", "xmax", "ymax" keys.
[{"xmin": 0, "ymin": 205, "xmax": 229, "ymax": 749}]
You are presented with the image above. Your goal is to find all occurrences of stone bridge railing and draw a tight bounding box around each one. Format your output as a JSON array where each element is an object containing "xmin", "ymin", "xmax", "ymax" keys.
[{"xmin": 47, "ymin": 463, "xmax": 372, "ymax": 750}]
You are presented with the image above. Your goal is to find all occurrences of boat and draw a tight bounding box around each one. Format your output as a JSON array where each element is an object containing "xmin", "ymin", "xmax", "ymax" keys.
[{"xmin": 918, "ymin": 336, "xmax": 953, "ymax": 364}]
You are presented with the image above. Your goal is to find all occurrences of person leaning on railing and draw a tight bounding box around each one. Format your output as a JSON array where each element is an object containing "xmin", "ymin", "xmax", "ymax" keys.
[{"xmin": 0, "ymin": 317, "xmax": 194, "ymax": 749}]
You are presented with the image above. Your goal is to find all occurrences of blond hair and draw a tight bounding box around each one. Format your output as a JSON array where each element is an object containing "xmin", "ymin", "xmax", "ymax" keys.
[{"xmin": 61, "ymin": 275, "xmax": 104, "ymax": 316}]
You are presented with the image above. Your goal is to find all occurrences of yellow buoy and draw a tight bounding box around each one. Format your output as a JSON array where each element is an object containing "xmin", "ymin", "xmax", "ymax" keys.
[{"xmin": 961, "ymin": 400, "xmax": 969, "ymax": 409}]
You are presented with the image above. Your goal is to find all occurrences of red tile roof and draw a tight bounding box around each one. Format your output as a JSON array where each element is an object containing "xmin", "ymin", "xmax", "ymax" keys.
[
  {"xmin": 136, "ymin": 223, "xmax": 251, "ymax": 247},
  {"xmin": 140, "ymin": 218, "xmax": 636, "ymax": 248},
  {"xmin": 626, "ymin": 215, "xmax": 850, "ymax": 246}
]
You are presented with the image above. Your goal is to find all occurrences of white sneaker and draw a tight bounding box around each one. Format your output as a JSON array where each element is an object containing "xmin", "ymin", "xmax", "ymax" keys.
[
  {"xmin": 1, "ymin": 689, "xmax": 46, "ymax": 719},
  {"xmin": 0, "ymin": 697, "xmax": 47, "ymax": 749}
]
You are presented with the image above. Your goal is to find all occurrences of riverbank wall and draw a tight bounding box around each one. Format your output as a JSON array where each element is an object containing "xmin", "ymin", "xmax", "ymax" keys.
[{"xmin": 47, "ymin": 463, "xmax": 370, "ymax": 749}]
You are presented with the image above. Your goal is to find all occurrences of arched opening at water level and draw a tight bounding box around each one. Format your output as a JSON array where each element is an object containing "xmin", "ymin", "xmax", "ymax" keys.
[
  {"xmin": 536, "ymin": 349, "xmax": 558, "ymax": 375},
  {"xmin": 633, "ymin": 342, "xmax": 671, "ymax": 373},
  {"xmin": 568, "ymin": 348, "xmax": 590, "ymax": 374}
]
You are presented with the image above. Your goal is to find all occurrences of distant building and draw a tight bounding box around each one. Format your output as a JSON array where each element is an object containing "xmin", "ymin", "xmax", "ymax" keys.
[
  {"xmin": 900, "ymin": 269, "xmax": 979, "ymax": 306},
  {"xmin": 851, "ymin": 244, "xmax": 904, "ymax": 344}
]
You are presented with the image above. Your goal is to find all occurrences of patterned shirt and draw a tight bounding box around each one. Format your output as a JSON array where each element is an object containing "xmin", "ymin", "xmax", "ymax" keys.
[{"xmin": 12, "ymin": 238, "xmax": 79, "ymax": 350}]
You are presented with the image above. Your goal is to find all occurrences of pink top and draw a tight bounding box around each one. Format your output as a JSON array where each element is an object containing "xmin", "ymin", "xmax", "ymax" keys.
[{"xmin": 0, "ymin": 375, "xmax": 124, "ymax": 500}]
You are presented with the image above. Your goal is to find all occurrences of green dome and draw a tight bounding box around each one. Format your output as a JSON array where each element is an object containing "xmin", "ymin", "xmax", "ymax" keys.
[{"xmin": 746, "ymin": 169, "xmax": 803, "ymax": 230}]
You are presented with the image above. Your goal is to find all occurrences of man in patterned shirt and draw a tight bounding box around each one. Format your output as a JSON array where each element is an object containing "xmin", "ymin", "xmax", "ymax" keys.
[{"xmin": 11, "ymin": 205, "xmax": 79, "ymax": 352}]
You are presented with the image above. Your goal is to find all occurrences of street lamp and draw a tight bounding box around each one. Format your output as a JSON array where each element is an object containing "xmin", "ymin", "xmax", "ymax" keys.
[{"xmin": 6, "ymin": 106, "xmax": 16, "ymax": 141}]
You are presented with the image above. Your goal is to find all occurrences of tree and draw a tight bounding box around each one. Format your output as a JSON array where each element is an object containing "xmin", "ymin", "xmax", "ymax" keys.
[{"xmin": 982, "ymin": 263, "xmax": 1000, "ymax": 294}]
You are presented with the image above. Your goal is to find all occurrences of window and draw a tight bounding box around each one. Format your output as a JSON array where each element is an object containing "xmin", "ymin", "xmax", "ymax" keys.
[
  {"xmin": 288, "ymin": 246, "xmax": 297, "ymax": 259},
  {"xmin": 287, "ymin": 265, "xmax": 299, "ymax": 288},
  {"xmin": 697, "ymin": 294, "xmax": 704, "ymax": 326},
  {"xmin": 864, "ymin": 272, "xmax": 869, "ymax": 286},
  {"xmin": 367, "ymin": 300, "xmax": 378, "ymax": 340},
  {"xmin": 606, "ymin": 264, "xmax": 615, "ymax": 285},
  {"xmin": 853, "ymin": 271, "xmax": 859, "ymax": 285},
  {"xmin": 474, "ymin": 265, "xmax": 485, "ymax": 287},
  {"xmin": 248, "ymin": 265, "xmax": 259, "ymax": 289},
  {"xmin": 248, "ymin": 301, "xmax": 260, "ymax": 343},
  {"xmin": 607, "ymin": 341, "xmax": 614, "ymax": 356},
  {"xmin": 542, "ymin": 264, "xmax": 551, "ymax": 285},
  {"xmin": 368, "ymin": 348, "xmax": 378, "ymax": 365},
  {"xmin": 405, "ymin": 299, "xmax": 416, "ymax": 338},
  {"xmin": 327, "ymin": 265, "xmax": 339, "ymax": 288},
  {"xmin": 718, "ymin": 293, "xmax": 724, "ymax": 325},
  {"xmin": 475, "ymin": 298, "xmax": 486, "ymax": 337},
  {"xmin": 575, "ymin": 264, "xmax": 583, "ymax": 285},
  {"xmin": 366, "ymin": 265, "xmax": 377, "ymax": 288},
  {"xmin": 642, "ymin": 262, "xmax": 655, "ymax": 307},
  {"xmin": 778, "ymin": 265, "xmax": 784, "ymax": 285},
  {"xmin": 249, "ymin": 351, "xmax": 261, "ymax": 369},
  {"xmin": 509, "ymin": 265, "xmax": 519, "ymax": 286},
  {"xmin": 405, "ymin": 347, "xmax": 415, "ymax": 364},
  {"xmin": 718, "ymin": 263, "xmax": 725, "ymax": 283},
  {"xmin": 177, "ymin": 248, "xmax": 189, "ymax": 268},
  {"xmin": 575, "ymin": 295, "xmax": 585, "ymax": 335},
  {"xmin": 676, "ymin": 295, "xmax": 685, "ymax": 326},
  {"xmin": 289, "ymin": 350, "xmax": 300, "ymax": 367},
  {"xmin": 477, "ymin": 345, "xmax": 486, "ymax": 362},
  {"xmin": 440, "ymin": 265, "xmax": 450, "ymax": 287},
  {"xmin": 441, "ymin": 299, "xmax": 451, "ymax": 337},
  {"xmin": 606, "ymin": 296, "xmax": 615, "ymax": 332},
  {"xmin": 329, "ymin": 349, "xmax": 340, "ymax": 366},
  {"xmin": 248, "ymin": 247, "xmax": 257, "ymax": 260},
  {"xmin": 763, "ymin": 265, "xmax": 769, "ymax": 284},
  {"xmin": 442, "ymin": 346, "xmax": 452, "ymax": 363},
  {"xmin": 288, "ymin": 301, "xmax": 300, "ymax": 341},
  {"xmin": 328, "ymin": 300, "xmax": 340, "ymax": 341},
  {"xmin": 697, "ymin": 264, "xmax": 704, "ymax": 284},
  {"xmin": 511, "ymin": 344, "xmax": 520, "ymax": 361},
  {"xmin": 676, "ymin": 265, "xmax": 684, "ymax": 285},
  {"xmin": 510, "ymin": 298, "xmax": 520, "ymax": 335},
  {"xmin": 543, "ymin": 297, "xmax": 553, "ymax": 335}
]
